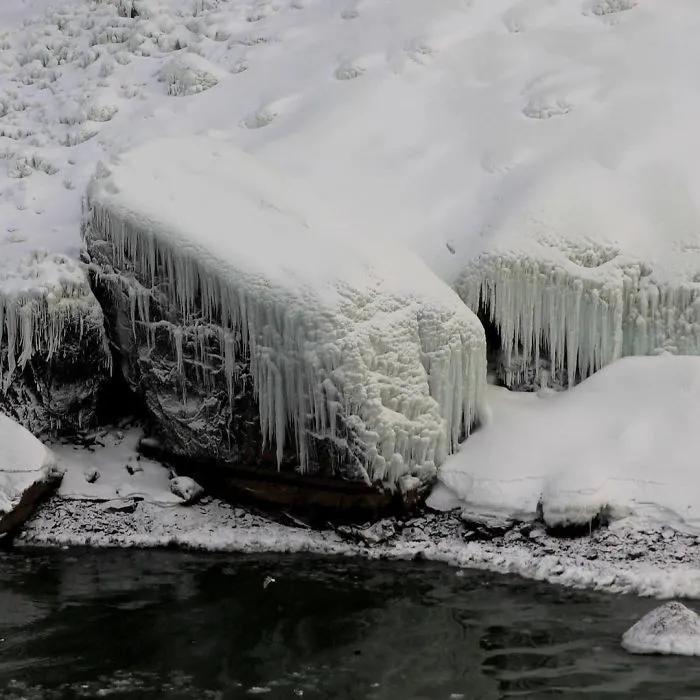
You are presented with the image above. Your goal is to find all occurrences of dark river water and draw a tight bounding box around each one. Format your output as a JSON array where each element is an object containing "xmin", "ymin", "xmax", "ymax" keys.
[{"xmin": 0, "ymin": 549, "xmax": 696, "ymax": 699}]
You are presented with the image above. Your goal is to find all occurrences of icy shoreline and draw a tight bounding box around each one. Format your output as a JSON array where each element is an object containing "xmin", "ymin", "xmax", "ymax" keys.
[{"xmin": 17, "ymin": 493, "xmax": 700, "ymax": 600}]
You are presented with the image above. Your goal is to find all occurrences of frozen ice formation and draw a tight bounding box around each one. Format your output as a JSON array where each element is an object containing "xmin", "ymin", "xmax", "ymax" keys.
[
  {"xmin": 0, "ymin": 251, "xmax": 110, "ymax": 435},
  {"xmin": 622, "ymin": 602, "xmax": 700, "ymax": 656},
  {"xmin": 454, "ymin": 158, "xmax": 700, "ymax": 389},
  {"xmin": 82, "ymin": 137, "xmax": 487, "ymax": 488}
]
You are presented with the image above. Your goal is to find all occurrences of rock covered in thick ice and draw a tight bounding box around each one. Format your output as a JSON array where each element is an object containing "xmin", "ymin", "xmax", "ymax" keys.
[
  {"xmin": 622, "ymin": 602, "xmax": 700, "ymax": 656},
  {"xmin": 0, "ymin": 411, "xmax": 63, "ymax": 534},
  {"xmin": 82, "ymin": 137, "xmax": 487, "ymax": 495},
  {"xmin": 0, "ymin": 251, "xmax": 110, "ymax": 437}
]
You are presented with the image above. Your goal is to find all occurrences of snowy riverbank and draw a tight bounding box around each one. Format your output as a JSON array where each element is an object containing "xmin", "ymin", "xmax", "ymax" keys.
[
  {"xmin": 19, "ymin": 489, "xmax": 700, "ymax": 600},
  {"xmin": 9, "ymin": 421, "xmax": 700, "ymax": 600}
]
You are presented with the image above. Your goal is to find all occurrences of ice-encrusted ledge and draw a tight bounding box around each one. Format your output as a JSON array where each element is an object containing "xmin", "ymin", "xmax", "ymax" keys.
[
  {"xmin": 452, "ymin": 159, "xmax": 700, "ymax": 389},
  {"xmin": 82, "ymin": 137, "xmax": 487, "ymax": 494},
  {"xmin": 0, "ymin": 250, "xmax": 111, "ymax": 436}
]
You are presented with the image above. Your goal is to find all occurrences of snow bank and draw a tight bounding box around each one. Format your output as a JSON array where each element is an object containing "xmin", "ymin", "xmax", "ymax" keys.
[
  {"xmin": 622, "ymin": 602, "xmax": 700, "ymax": 656},
  {"xmin": 0, "ymin": 411, "xmax": 58, "ymax": 515},
  {"xmin": 437, "ymin": 356, "xmax": 700, "ymax": 529},
  {"xmin": 83, "ymin": 137, "xmax": 486, "ymax": 487}
]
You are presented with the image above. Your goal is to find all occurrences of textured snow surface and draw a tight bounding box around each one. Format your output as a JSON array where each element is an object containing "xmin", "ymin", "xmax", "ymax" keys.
[
  {"xmin": 3, "ymin": 0, "xmax": 700, "ymax": 386},
  {"xmin": 85, "ymin": 137, "xmax": 487, "ymax": 484},
  {"xmin": 622, "ymin": 602, "xmax": 700, "ymax": 656},
  {"xmin": 53, "ymin": 428, "xmax": 183, "ymax": 504},
  {"xmin": 0, "ymin": 412, "xmax": 56, "ymax": 513},
  {"xmin": 436, "ymin": 356, "xmax": 700, "ymax": 530}
]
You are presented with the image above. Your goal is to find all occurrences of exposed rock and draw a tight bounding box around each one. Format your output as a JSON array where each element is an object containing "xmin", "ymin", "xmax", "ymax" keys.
[
  {"xmin": 622, "ymin": 602, "xmax": 700, "ymax": 656},
  {"xmin": 460, "ymin": 509, "xmax": 516, "ymax": 540}
]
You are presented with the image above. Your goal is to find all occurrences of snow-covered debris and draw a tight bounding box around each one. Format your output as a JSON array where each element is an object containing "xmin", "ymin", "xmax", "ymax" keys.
[
  {"xmin": 437, "ymin": 355, "xmax": 700, "ymax": 531},
  {"xmin": 169, "ymin": 476, "xmax": 203, "ymax": 504},
  {"xmin": 0, "ymin": 411, "xmax": 62, "ymax": 531},
  {"xmin": 83, "ymin": 136, "xmax": 487, "ymax": 488},
  {"xmin": 622, "ymin": 602, "xmax": 700, "ymax": 656},
  {"xmin": 157, "ymin": 53, "xmax": 226, "ymax": 96}
]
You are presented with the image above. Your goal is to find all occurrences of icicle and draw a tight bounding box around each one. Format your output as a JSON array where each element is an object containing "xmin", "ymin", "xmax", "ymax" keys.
[{"xmin": 81, "ymin": 148, "xmax": 493, "ymax": 490}]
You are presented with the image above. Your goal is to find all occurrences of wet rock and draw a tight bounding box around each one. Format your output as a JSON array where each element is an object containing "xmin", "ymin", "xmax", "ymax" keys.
[{"xmin": 460, "ymin": 509, "xmax": 515, "ymax": 540}]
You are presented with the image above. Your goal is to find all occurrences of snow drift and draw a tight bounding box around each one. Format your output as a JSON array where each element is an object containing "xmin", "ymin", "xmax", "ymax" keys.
[
  {"xmin": 436, "ymin": 355, "xmax": 700, "ymax": 530},
  {"xmin": 82, "ymin": 137, "xmax": 487, "ymax": 489}
]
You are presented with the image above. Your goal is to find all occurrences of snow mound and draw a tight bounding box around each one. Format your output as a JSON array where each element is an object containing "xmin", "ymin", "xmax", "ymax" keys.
[
  {"xmin": 157, "ymin": 53, "xmax": 227, "ymax": 97},
  {"xmin": 83, "ymin": 136, "xmax": 487, "ymax": 487},
  {"xmin": 0, "ymin": 411, "xmax": 58, "ymax": 514},
  {"xmin": 437, "ymin": 355, "xmax": 700, "ymax": 529},
  {"xmin": 622, "ymin": 602, "xmax": 700, "ymax": 656}
]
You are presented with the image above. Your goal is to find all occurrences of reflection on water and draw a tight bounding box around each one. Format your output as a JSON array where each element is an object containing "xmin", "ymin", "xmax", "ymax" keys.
[{"xmin": 0, "ymin": 549, "xmax": 696, "ymax": 699}]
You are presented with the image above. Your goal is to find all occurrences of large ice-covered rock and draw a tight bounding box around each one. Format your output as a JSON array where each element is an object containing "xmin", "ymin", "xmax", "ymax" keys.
[
  {"xmin": 82, "ymin": 137, "xmax": 486, "ymax": 506},
  {"xmin": 0, "ymin": 251, "xmax": 110, "ymax": 437},
  {"xmin": 622, "ymin": 602, "xmax": 700, "ymax": 656},
  {"xmin": 0, "ymin": 411, "xmax": 63, "ymax": 535}
]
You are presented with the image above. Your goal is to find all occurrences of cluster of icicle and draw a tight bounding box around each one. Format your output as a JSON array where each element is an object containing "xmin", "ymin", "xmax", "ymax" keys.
[
  {"xmin": 0, "ymin": 252, "xmax": 108, "ymax": 392},
  {"xmin": 456, "ymin": 253, "xmax": 700, "ymax": 387},
  {"xmin": 83, "ymin": 195, "xmax": 487, "ymax": 489}
]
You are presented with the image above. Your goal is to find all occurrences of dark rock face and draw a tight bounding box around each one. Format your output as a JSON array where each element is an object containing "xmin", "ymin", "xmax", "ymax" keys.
[
  {"xmin": 84, "ymin": 237, "xmax": 407, "ymax": 519},
  {"xmin": 0, "ymin": 306, "xmax": 110, "ymax": 438}
]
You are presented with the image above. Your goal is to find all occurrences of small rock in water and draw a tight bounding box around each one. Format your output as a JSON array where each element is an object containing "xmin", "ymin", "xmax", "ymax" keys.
[
  {"xmin": 622, "ymin": 601, "xmax": 700, "ymax": 655},
  {"xmin": 84, "ymin": 468, "xmax": 100, "ymax": 484},
  {"xmin": 169, "ymin": 476, "xmax": 204, "ymax": 505}
]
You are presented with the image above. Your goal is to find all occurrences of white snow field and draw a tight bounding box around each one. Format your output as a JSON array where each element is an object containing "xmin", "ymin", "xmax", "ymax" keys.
[
  {"xmin": 85, "ymin": 137, "xmax": 487, "ymax": 486},
  {"xmin": 2, "ymin": 0, "xmax": 700, "ymax": 386},
  {"xmin": 433, "ymin": 356, "xmax": 700, "ymax": 531},
  {"xmin": 0, "ymin": 412, "xmax": 59, "ymax": 516}
]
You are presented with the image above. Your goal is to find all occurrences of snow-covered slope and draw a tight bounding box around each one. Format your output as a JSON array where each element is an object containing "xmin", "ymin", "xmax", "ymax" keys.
[
  {"xmin": 3, "ymin": 0, "xmax": 700, "ymax": 390},
  {"xmin": 84, "ymin": 136, "xmax": 486, "ymax": 486},
  {"xmin": 434, "ymin": 356, "xmax": 700, "ymax": 530}
]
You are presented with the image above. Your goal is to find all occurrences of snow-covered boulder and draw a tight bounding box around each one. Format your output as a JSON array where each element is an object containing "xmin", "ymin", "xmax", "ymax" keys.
[
  {"xmin": 622, "ymin": 602, "xmax": 700, "ymax": 656},
  {"xmin": 0, "ymin": 411, "xmax": 63, "ymax": 536},
  {"xmin": 169, "ymin": 476, "xmax": 204, "ymax": 505},
  {"xmin": 0, "ymin": 251, "xmax": 110, "ymax": 437},
  {"xmin": 82, "ymin": 137, "xmax": 487, "ymax": 510}
]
